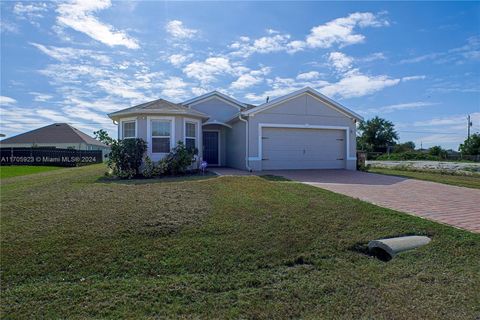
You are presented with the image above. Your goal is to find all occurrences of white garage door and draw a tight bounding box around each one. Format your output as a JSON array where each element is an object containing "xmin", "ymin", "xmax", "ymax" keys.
[{"xmin": 261, "ymin": 127, "xmax": 346, "ymax": 170}]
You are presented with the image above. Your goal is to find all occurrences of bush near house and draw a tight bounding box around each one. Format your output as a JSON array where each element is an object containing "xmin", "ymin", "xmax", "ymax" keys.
[
  {"xmin": 107, "ymin": 138, "xmax": 147, "ymax": 179},
  {"xmin": 142, "ymin": 141, "xmax": 198, "ymax": 178},
  {"xmin": 108, "ymin": 140, "xmax": 198, "ymax": 179}
]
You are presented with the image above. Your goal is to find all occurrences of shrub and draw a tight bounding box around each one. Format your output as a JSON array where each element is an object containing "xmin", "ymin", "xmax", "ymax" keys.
[
  {"xmin": 393, "ymin": 141, "xmax": 415, "ymax": 153},
  {"xmin": 154, "ymin": 159, "xmax": 169, "ymax": 176},
  {"xmin": 429, "ymin": 146, "xmax": 447, "ymax": 159},
  {"xmin": 376, "ymin": 151, "xmax": 440, "ymax": 161},
  {"xmin": 108, "ymin": 138, "xmax": 147, "ymax": 179},
  {"xmin": 163, "ymin": 141, "xmax": 198, "ymax": 175},
  {"xmin": 142, "ymin": 156, "xmax": 155, "ymax": 178}
]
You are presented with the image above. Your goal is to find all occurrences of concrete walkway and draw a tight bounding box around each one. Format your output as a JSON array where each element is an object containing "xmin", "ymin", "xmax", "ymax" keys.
[{"xmin": 213, "ymin": 168, "xmax": 480, "ymax": 233}]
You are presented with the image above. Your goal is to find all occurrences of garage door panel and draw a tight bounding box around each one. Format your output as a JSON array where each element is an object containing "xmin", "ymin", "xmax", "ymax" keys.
[{"xmin": 262, "ymin": 127, "xmax": 346, "ymax": 170}]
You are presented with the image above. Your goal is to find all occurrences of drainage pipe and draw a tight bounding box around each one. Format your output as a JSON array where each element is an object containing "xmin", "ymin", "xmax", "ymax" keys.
[
  {"xmin": 238, "ymin": 114, "xmax": 252, "ymax": 171},
  {"xmin": 368, "ymin": 236, "xmax": 431, "ymax": 261}
]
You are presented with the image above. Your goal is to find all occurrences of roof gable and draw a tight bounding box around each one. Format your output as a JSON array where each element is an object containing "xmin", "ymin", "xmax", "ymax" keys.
[
  {"xmin": 242, "ymin": 87, "xmax": 363, "ymax": 120},
  {"xmin": 182, "ymin": 91, "xmax": 246, "ymax": 110},
  {"xmin": 108, "ymin": 98, "xmax": 209, "ymax": 119}
]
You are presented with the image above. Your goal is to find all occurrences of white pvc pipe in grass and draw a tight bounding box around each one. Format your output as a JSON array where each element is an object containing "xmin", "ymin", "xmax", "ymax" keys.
[{"xmin": 368, "ymin": 236, "xmax": 431, "ymax": 261}]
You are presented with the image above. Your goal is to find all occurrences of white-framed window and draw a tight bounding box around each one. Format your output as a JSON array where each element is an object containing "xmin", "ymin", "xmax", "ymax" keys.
[
  {"xmin": 185, "ymin": 121, "xmax": 197, "ymax": 151},
  {"xmin": 151, "ymin": 119, "xmax": 172, "ymax": 153},
  {"xmin": 121, "ymin": 120, "xmax": 136, "ymax": 139}
]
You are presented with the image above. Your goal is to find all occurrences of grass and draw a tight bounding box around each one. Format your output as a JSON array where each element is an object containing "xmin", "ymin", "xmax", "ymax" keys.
[
  {"xmin": 0, "ymin": 165, "xmax": 64, "ymax": 179},
  {"xmin": 1, "ymin": 164, "xmax": 479, "ymax": 318},
  {"xmin": 368, "ymin": 167, "xmax": 480, "ymax": 189}
]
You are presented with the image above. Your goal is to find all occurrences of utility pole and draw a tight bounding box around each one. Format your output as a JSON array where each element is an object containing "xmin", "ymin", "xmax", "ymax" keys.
[{"xmin": 467, "ymin": 115, "xmax": 473, "ymax": 139}]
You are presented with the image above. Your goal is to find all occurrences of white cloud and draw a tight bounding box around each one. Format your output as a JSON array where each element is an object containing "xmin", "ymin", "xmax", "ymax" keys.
[
  {"xmin": 96, "ymin": 78, "xmax": 149, "ymax": 101},
  {"xmin": 328, "ymin": 52, "xmax": 354, "ymax": 72},
  {"xmin": 183, "ymin": 57, "xmax": 244, "ymax": 83},
  {"xmin": 168, "ymin": 53, "xmax": 192, "ymax": 67},
  {"xmin": 402, "ymin": 75, "xmax": 426, "ymax": 81},
  {"xmin": 401, "ymin": 36, "xmax": 480, "ymax": 65},
  {"xmin": 31, "ymin": 43, "xmax": 111, "ymax": 64},
  {"xmin": 190, "ymin": 87, "xmax": 209, "ymax": 97},
  {"xmin": 364, "ymin": 101, "xmax": 438, "ymax": 114},
  {"xmin": 400, "ymin": 53, "xmax": 438, "ymax": 64},
  {"xmin": 413, "ymin": 112, "xmax": 480, "ymax": 128},
  {"xmin": 304, "ymin": 12, "xmax": 389, "ymax": 49},
  {"xmin": 13, "ymin": 2, "xmax": 48, "ymax": 19},
  {"xmin": 230, "ymin": 33, "xmax": 291, "ymax": 58},
  {"xmin": 360, "ymin": 52, "xmax": 386, "ymax": 62},
  {"xmin": 244, "ymin": 77, "xmax": 329, "ymax": 103},
  {"xmin": 230, "ymin": 67, "xmax": 270, "ymax": 90},
  {"xmin": 231, "ymin": 74, "xmax": 261, "ymax": 90},
  {"xmin": 29, "ymin": 92, "xmax": 53, "ymax": 102},
  {"xmin": 0, "ymin": 20, "xmax": 19, "ymax": 34},
  {"xmin": 0, "ymin": 96, "xmax": 17, "ymax": 106},
  {"xmin": 56, "ymin": 0, "xmax": 140, "ymax": 49},
  {"xmin": 35, "ymin": 109, "xmax": 72, "ymax": 123},
  {"xmin": 158, "ymin": 77, "xmax": 189, "ymax": 100},
  {"xmin": 286, "ymin": 40, "xmax": 306, "ymax": 54},
  {"xmin": 229, "ymin": 12, "xmax": 389, "ymax": 58},
  {"xmin": 165, "ymin": 20, "xmax": 198, "ymax": 39},
  {"xmin": 296, "ymin": 71, "xmax": 320, "ymax": 81},
  {"xmin": 321, "ymin": 70, "xmax": 400, "ymax": 98}
]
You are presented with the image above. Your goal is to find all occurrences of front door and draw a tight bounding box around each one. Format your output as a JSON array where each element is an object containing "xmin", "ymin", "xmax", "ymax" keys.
[{"xmin": 202, "ymin": 131, "xmax": 219, "ymax": 166}]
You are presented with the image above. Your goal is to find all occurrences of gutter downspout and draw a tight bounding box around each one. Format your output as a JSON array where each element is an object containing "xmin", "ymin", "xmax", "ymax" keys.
[{"xmin": 238, "ymin": 114, "xmax": 252, "ymax": 171}]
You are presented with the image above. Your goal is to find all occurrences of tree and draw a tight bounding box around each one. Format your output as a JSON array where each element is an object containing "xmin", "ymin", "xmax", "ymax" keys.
[
  {"xmin": 393, "ymin": 141, "xmax": 415, "ymax": 153},
  {"xmin": 94, "ymin": 129, "xmax": 115, "ymax": 146},
  {"xmin": 459, "ymin": 133, "xmax": 480, "ymax": 155},
  {"xmin": 429, "ymin": 145, "xmax": 447, "ymax": 159},
  {"xmin": 357, "ymin": 116, "xmax": 399, "ymax": 152}
]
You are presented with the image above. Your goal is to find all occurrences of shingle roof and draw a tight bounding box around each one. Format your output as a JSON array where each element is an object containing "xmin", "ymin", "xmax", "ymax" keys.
[
  {"xmin": 0, "ymin": 123, "xmax": 108, "ymax": 147},
  {"xmin": 108, "ymin": 98, "xmax": 210, "ymax": 119}
]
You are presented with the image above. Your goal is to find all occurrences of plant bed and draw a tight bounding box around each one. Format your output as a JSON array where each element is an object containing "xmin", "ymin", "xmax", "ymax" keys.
[{"xmin": 99, "ymin": 169, "xmax": 217, "ymax": 184}]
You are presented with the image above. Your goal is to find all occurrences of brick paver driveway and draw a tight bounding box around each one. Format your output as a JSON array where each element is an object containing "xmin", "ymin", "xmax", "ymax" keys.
[{"xmin": 266, "ymin": 170, "xmax": 480, "ymax": 233}]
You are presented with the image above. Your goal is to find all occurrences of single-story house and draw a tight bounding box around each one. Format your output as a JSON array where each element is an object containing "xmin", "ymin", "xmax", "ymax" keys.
[
  {"xmin": 108, "ymin": 87, "xmax": 363, "ymax": 171},
  {"xmin": 0, "ymin": 123, "xmax": 110, "ymax": 157}
]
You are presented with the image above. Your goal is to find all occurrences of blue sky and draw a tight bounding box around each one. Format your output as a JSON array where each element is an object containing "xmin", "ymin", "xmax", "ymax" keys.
[{"xmin": 1, "ymin": 1, "xmax": 479, "ymax": 149}]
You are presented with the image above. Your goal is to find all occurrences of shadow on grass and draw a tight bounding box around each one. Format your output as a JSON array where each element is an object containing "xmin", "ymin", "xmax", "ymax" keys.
[
  {"xmin": 96, "ymin": 170, "xmax": 218, "ymax": 185},
  {"xmin": 258, "ymin": 174, "xmax": 291, "ymax": 182}
]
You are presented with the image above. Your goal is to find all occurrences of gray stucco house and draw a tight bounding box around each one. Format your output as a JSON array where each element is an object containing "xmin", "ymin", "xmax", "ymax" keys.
[{"xmin": 108, "ymin": 87, "xmax": 363, "ymax": 171}]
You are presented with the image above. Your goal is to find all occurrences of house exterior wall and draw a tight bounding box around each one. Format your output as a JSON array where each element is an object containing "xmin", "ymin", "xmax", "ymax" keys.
[
  {"xmin": 225, "ymin": 120, "xmax": 246, "ymax": 170},
  {"xmin": 117, "ymin": 115, "xmax": 203, "ymax": 163},
  {"xmin": 246, "ymin": 93, "xmax": 357, "ymax": 171},
  {"xmin": 188, "ymin": 97, "xmax": 240, "ymax": 122}
]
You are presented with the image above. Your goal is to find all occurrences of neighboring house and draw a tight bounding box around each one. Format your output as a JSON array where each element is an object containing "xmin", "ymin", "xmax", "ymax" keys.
[
  {"xmin": 108, "ymin": 87, "xmax": 363, "ymax": 171},
  {"xmin": 0, "ymin": 123, "xmax": 110, "ymax": 157}
]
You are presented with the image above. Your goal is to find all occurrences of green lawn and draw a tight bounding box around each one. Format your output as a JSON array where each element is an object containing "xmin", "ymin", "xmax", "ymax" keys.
[
  {"xmin": 1, "ymin": 164, "xmax": 479, "ymax": 318},
  {"xmin": 0, "ymin": 165, "xmax": 64, "ymax": 179},
  {"xmin": 368, "ymin": 167, "xmax": 480, "ymax": 189}
]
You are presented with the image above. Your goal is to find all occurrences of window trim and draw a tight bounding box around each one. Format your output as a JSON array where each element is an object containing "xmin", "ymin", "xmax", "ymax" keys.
[
  {"xmin": 183, "ymin": 117, "xmax": 200, "ymax": 150},
  {"xmin": 147, "ymin": 116, "xmax": 175, "ymax": 154},
  {"xmin": 119, "ymin": 117, "xmax": 137, "ymax": 139}
]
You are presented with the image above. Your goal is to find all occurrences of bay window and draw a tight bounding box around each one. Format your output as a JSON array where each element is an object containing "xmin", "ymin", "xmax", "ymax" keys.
[
  {"xmin": 121, "ymin": 120, "xmax": 136, "ymax": 139},
  {"xmin": 185, "ymin": 122, "xmax": 197, "ymax": 151},
  {"xmin": 151, "ymin": 119, "xmax": 171, "ymax": 153}
]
